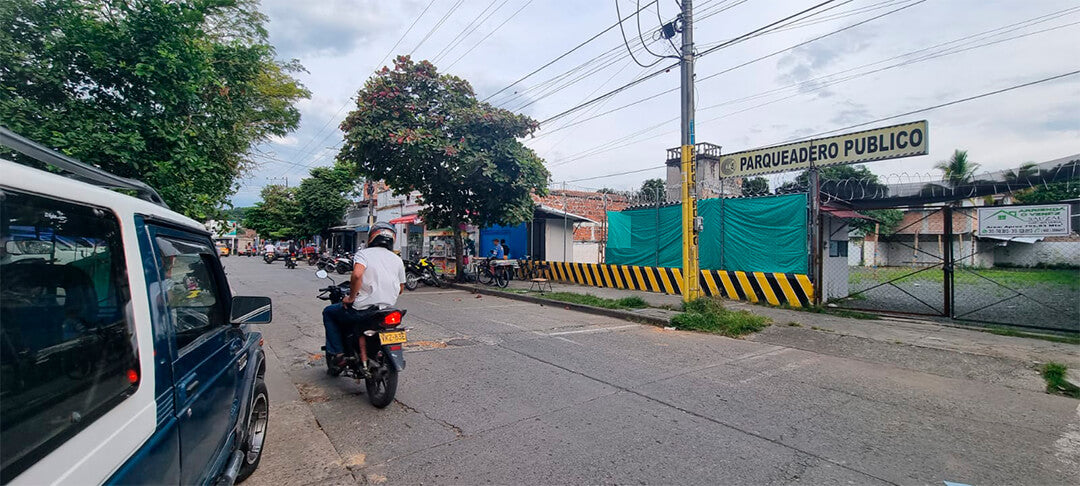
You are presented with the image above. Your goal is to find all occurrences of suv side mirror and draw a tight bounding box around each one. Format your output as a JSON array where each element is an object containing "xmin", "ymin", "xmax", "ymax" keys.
[{"xmin": 231, "ymin": 296, "xmax": 272, "ymax": 324}]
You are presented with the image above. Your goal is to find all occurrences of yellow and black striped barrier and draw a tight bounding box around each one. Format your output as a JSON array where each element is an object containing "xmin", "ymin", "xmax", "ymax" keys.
[{"xmin": 517, "ymin": 261, "xmax": 814, "ymax": 308}]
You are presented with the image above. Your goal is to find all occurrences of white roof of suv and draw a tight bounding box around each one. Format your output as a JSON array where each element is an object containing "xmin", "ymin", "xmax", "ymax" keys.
[{"xmin": 1, "ymin": 158, "xmax": 203, "ymax": 231}]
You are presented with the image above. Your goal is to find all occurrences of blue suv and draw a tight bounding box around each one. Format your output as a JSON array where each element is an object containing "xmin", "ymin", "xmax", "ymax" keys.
[{"xmin": 1, "ymin": 128, "xmax": 272, "ymax": 485}]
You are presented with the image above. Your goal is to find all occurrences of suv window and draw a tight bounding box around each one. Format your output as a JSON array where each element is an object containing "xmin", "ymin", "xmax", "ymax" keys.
[
  {"xmin": 154, "ymin": 236, "xmax": 227, "ymax": 350},
  {"xmin": 0, "ymin": 190, "xmax": 140, "ymax": 482}
]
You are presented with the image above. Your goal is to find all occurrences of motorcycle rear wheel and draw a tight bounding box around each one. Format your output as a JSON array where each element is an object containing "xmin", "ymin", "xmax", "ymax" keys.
[
  {"xmin": 366, "ymin": 354, "xmax": 398, "ymax": 408},
  {"xmin": 405, "ymin": 272, "xmax": 419, "ymax": 291},
  {"xmin": 495, "ymin": 269, "xmax": 509, "ymax": 288}
]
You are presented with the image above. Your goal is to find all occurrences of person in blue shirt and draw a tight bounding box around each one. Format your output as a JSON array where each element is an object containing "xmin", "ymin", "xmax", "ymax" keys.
[{"xmin": 490, "ymin": 238, "xmax": 505, "ymax": 259}]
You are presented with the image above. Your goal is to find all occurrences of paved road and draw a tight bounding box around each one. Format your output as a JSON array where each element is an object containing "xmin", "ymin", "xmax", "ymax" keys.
[{"xmin": 225, "ymin": 257, "xmax": 1080, "ymax": 485}]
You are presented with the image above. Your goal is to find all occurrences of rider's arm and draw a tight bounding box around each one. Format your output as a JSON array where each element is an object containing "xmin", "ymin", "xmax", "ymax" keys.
[{"xmin": 347, "ymin": 262, "xmax": 366, "ymax": 302}]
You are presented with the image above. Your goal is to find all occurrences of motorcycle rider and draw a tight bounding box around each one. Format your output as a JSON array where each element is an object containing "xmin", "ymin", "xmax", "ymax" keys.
[
  {"xmin": 263, "ymin": 241, "xmax": 275, "ymax": 256},
  {"xmin": 322, "ymin": 222, "xmax": 406, "ymax": 373}
]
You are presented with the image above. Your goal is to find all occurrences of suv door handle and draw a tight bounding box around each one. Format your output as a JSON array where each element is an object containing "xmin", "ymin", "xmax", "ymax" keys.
[{"xmin": 185, "ymin": 379, "xmax": 199, "ymax": 394}]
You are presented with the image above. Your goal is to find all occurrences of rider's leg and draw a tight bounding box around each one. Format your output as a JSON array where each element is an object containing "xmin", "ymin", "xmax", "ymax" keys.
[{"xmin": 321, "ymin": 304, "xmax": 347, "ymax": 356}]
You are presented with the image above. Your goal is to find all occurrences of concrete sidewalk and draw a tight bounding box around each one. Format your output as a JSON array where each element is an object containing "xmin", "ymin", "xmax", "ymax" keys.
[{"xmin": 479, "ymin": 278, "xmax": 1079, "ymax": 393}]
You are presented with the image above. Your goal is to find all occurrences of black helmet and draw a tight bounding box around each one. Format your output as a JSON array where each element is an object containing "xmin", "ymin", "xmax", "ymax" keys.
[{"xmin": 368, "ymin": 222, "xmax": 396, "ymax": 250}]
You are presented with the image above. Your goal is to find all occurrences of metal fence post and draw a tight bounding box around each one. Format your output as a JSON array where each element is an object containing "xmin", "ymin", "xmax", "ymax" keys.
[
  {"xmin": 655, "ymin": 186, "xmax": 661, "ymax": 267},
  {"xmin": 943, "ymin": 205, "xmax": 954, "ymax": 318}
]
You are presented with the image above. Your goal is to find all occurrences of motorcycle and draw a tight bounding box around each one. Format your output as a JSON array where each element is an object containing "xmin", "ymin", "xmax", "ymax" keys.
[
  {"xmin": 404, "ymin": 258, "xmax": 442, "ymax": 291},
  {"xmin": 307, "ymin": 252, "xmax": 319, "ymax": 266},
  {"xmin": 314, "ymin": 269, "xmax": 405, "ymax": 408},
  {"xmin": 316, "ymin": 253, "xmax": 334, "ymax": 272},
  {"xmin": 334, "ymin": 253, "xmax": 353, "ymax": 275},
  {"xmin": 263, "ymin": 252, "xmax": 275, "ymax": 264},
  {"xmin": 284, "ymin": 252, "xmax": 297, "ymax": 269}
]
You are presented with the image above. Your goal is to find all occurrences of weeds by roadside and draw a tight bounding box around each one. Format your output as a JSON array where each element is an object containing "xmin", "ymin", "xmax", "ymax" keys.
[
  {"xmin": 985, "ymin": 327, "xmax": 1080, "ymax": 345},
  {"xmin": 532, "ymin": 292, "xmax": 649, "ymax": 310},
  {"xmin": 780, "ymin": 303, "xmax": 880, "ymax": 320},
  {"xmin": 1041, "ymin": 362, "xmax": 1080, "ymax": 398},
  {"xmin": 670, "ymin": 298, "xmax": 770, "ymax": 337}
]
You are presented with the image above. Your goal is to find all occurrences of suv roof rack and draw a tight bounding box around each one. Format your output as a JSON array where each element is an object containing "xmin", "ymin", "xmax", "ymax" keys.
[{"xmin": 1, "ymin": 126, "xmax": 169, "ymax": 208}]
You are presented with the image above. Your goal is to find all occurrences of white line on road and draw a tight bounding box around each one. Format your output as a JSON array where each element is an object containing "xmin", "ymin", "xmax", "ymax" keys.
[{"xmin": 546, "ymin": 324, "xmax": 639, "ymax": 336}]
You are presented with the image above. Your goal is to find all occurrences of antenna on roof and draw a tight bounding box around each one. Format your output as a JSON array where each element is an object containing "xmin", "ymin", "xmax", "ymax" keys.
[{"xmin": 1, "ymin": 126, "xmax": 169, "ymax": 208}]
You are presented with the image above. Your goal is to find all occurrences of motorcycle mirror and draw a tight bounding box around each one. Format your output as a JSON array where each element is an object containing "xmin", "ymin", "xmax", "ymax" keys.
[{"xmin": 315, "ymin": 269, "xmax": 328, "ymax": 279}]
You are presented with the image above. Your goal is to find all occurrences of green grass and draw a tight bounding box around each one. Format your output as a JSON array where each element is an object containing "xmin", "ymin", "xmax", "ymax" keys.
[
  {"xmin": 849, "ymin": 266, "xmax": 1079, "ymax": 290},
  {"xmin": 1041, "ymin": 362, "xmax": 1080, "ymax": 398},
  {"xmin": 787, "ymin": 322, "xmax": 802, "ymax": 327},
  {"xmin": 537, "ymin": 292, "xmax": 649, "ymax": 310},
  {"xmin": 984, "ymin": 327, "xmax": 1080, "ymax": 345},
  {"xmin": 670, "ymin": 298, "xmax": 770, "ymax": 337},
  {"xmin": 781, "ymin": 303, "xmax": 880, "ymax": 320}
]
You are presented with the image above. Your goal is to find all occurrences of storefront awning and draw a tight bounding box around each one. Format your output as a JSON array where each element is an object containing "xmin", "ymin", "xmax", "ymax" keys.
[
  {"xmin": 328, "ymin": 224, "xmax": 369, "ymax": 232},
  {"xmin": 388, "ymin": 214, "xmax": 420, "ymax": 225}
]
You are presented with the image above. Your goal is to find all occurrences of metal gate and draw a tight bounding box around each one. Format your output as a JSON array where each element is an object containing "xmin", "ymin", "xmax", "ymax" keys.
[
  {"xmin": 838, "ymin": 206, "xmax": 948, "ymax": 318},
  {"xmin": 836, "ymin": 204, "xmax": 1079, "ymax": 333}
]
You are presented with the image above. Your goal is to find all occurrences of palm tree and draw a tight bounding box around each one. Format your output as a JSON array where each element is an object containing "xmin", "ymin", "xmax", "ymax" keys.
[{"xmin": 934, "ymin": 149, "xmax": 981, "ymax": 186}]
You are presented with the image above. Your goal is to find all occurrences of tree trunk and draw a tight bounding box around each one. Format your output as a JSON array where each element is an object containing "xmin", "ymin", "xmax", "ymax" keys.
[{"xmin": 452, "ymin": 216, "xmax": 465, "ymax": 282}]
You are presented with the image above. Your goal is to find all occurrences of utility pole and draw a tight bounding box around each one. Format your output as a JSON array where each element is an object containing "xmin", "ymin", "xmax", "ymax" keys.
[{"xmin": 679, "ymin": 0, "xmax": 702, "ymax": 301}]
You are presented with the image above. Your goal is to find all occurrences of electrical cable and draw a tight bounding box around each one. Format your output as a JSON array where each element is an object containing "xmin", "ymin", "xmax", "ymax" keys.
[
  {"xmin": 376, "ymin": 0, "xmax": 438, "ymax": 70},
  {"xmin": 551, "ymin": 70, "xmax": 1080, "ymax": 184},
  {"xmin": 482, "ymin": 0, "xmax": 659, "ymax": 102},
  {"xmin": 432, "ymin": 0, "xmax": 506, "ymax": 64},
  {"xmin": 538, "ymin": 3, "xmax": 1077, "ymax": 137},
  {"xmin": 636, "ymin": 0, "xmax": 678, "ymax": 60},
  {"xmin": 410, "ymin": 0, "xmax": 465, "ymax": 56},
  {"xmin": 446, "ymin": 0, "xmax": 536, "ymax": 70}
]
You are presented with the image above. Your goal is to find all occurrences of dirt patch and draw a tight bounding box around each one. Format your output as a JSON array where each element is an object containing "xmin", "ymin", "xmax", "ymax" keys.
[
  {"xmin": 404, "ymin": 340, "xmax": 449, "ymax": 350},
  {"xmin": 342, "ymin": 453, "xmax": 366, "ymax": 468},
  {"xmin": 296, "ymin": 383, "xmax": 330, "ymax": 403}
]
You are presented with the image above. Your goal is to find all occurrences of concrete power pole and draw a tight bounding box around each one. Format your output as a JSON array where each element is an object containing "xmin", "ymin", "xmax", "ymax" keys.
[{"xmin": 679, "ymin": 0, "xmax": 702, "ymax": 301}]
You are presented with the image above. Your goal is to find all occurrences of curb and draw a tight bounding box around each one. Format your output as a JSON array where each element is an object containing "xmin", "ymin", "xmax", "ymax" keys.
[{"xmin": 446, "ymin": 283, "xmax": 672, "ymax": 327}]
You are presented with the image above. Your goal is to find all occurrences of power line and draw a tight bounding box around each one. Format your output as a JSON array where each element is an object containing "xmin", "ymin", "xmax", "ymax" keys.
[
  {"xmin": 482, "ymin": 0, "xmax": 659, "ymax": 102},
  {"xmin": 376, "ymin": 0, "xmax": 438, "ymax": 70},
  {"xmin": 539, "ymin": 3, "xmax": 1078, "ymax": 138},
  {"xmin": 446, "ymin": 0, "xmax": 536, "ymax": 70},
  {"xmin": 432, "ymin": 0, "xmax": 506, "ymax": 64},
  {"xmin": 410, "ymin": 0, "xmax": 465, "ymax": 56},
  {"xmin": 552, "ymin": 70, "xmax": 1080, "ymax": 184},
  {"xmin": 537, "ymin": 0, "xmax": 924, "ymax": 128},
  {"xmin": 616, "ymin": 0, "xmax": 666, "ymax": 67}
]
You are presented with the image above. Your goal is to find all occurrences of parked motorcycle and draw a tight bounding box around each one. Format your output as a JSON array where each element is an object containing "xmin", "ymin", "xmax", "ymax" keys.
[
  {"xmin": 316, "ymin": 253, "xmax": 334, "ymax": 272},
  {"xmin": 307, "ymin": 252, "xmax": 319, "ymax": 266},
  {"xmin": 314, "ymin": 269, "xmax": 405, "ymax": 408},
  {"xmin": 334, "ymin": 253, "xmax": 353, "ymax": 274},
  {"xmin": 404, "ymin": 258, "xmax": 442, "ymax": 291}
]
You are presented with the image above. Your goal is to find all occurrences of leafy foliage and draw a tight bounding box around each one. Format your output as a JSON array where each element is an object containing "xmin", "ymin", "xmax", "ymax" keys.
[
  {"xmin": 852, "ymin": 208, "xmax": 904, "ymax": 235},
  {"xmin": 337, "ymin": 56, "xmax": 549, "ymax": 275},
  {"xmin": 1013, "ymin": 181, "xmax": 1080, "ymax": 204},
  {"xmin": 638, "ymin": 178, "xmax": 666, "ymax": 202},
  {"xmin": 0, "ymin": 0, "xmax": 309, "ymax": 219},
  {"xmin": 741, "ymin": 177, "xmax": 769, "ymax": 197},
  {"xmin": 243, "ymin": 185, "xmax": 300, "ymax": 239},
  {"xmin": 935, "ymin": 149, "xmax": 980, "ymax": 185},
  {"xmin": 294, "ymin": 165, "xmax": 355, "ymax": 237}
]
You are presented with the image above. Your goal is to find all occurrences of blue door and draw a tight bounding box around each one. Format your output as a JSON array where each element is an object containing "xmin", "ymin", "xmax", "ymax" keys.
[{"xmin": 150, "ymin": 228, "xmax": 243, "ymax": 484}]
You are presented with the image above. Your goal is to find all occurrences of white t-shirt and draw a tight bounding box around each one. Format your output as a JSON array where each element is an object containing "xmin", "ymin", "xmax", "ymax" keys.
[
  {"xmin": 264, "ymin": 243, "xmax": 274, "ymax": 253},
  {"xmin": 352, "ymin": 247, "xmax": 407, "ymax": 308}
]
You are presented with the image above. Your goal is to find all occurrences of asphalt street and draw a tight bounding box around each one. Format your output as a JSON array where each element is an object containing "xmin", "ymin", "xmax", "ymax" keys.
[{"xmin": 227, "ymin": 257, "xmax": 1080, "ymax": 485}]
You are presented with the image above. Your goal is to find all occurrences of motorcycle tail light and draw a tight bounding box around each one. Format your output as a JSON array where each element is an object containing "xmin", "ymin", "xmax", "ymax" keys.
[{"xmin": 383, "ymin": 311, "xmax": 402, "ymax": 326}]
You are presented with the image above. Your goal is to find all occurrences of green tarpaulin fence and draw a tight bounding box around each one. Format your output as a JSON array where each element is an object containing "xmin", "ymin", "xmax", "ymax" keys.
[{"xmin": 606, "ymin": 193, "xmax": 808, "ymax": 274}]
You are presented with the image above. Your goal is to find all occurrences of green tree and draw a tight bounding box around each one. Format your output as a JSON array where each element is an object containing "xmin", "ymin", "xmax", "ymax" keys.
[
  {"xmin": 243, "ymin": 185, "xmax": 301, "ymax": 239},
  {"xmin": 295, "ymin": 165, "xmax": 355, "ymax": 237},
  {"xmin": 935, "ymin": 149, "xmax": 980, "ymax": 185},
  {"xmin": 638, "ymin": 178, "xmax": 666, "ymax": 202},
  {"xmin": 741, "ymin": 177, "xmax": 769, "ymax": 197},
  {"xmin": 1013, "ymin": 182, "xmax": 1080, "ymax": 204},
  {"xmin": 0, "ymin": 0, "xmax": 309, "ymax": 219},
  {"xmin": 852, "ymin": 208, "xmax": 904, "ymax": 236},
  {"xmin": 337, "ymin": 57, "xmax": 549, "ymax": 277},
  {"xmin": 776, "ymin": 164, "xmax": 882, "ymax": 194}
]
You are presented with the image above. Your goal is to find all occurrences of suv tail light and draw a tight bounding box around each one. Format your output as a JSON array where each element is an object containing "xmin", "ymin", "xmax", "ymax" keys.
[{"xmin": 382, "ymin": 311, "xmax": 402, "ymax": 326}]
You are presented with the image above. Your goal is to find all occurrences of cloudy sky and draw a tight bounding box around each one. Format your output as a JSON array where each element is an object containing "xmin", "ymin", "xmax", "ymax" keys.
[{"xmin": 232, "ymin": 0, "xmax": 1080, "ymax": 205}]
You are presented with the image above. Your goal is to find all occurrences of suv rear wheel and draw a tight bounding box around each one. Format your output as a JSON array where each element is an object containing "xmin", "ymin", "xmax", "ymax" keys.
[{"xmin": 236, "ymin": 380, "xmax": 268, "ymax": 482}]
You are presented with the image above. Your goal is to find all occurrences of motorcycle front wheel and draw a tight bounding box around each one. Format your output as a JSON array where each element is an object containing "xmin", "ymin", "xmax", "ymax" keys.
[
  {"xmin": 495, "ymin": 268, "xmax": 509, "ymax": 288},
  {"xmin": 405, "ymin": 272, "xmax": 419, "ymax": 291},
  {"xmin": 366, "ymin": 354, "xmax": 398, "ymax": 408}
]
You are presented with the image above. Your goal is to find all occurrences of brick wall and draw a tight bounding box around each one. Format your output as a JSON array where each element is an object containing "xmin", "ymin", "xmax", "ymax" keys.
[{"xmin": 535, "ymin": 190, "xmax": 629, "ymax": 242}]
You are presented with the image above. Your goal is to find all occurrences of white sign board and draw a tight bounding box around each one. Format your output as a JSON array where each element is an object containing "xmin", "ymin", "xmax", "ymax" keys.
[
  {"xmin": 978, "ymin": 204, "xmax": 1071, "ymax": 237},
  {"xmin": 718, "ymin": 120, "xmax": 928, "ymax": 178}
]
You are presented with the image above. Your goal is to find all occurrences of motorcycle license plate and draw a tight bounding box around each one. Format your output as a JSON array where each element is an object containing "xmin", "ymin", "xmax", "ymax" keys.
[{"xmin": 379, "ymin": 331, "xmax": 407, "ymax": 345}]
